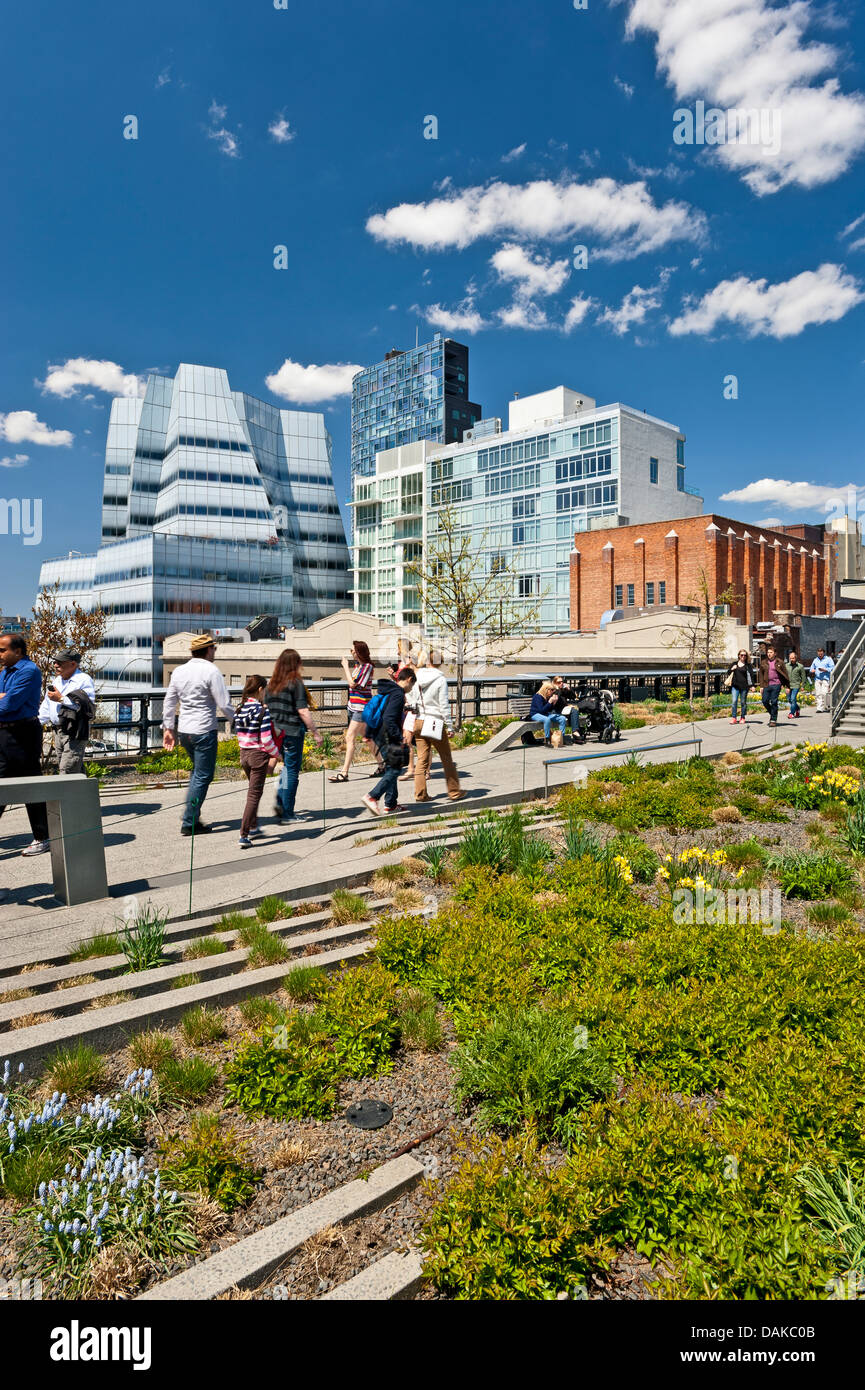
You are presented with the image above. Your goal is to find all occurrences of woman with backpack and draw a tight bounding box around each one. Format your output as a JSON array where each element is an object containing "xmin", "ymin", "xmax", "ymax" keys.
[
  {"xmin": 234, "ymin": 675, "xmax": 280, "ymax": 848},
  {"xmin": 725, "ymin": 650, "xmax": 754, "ymax": 724},
  {"xmin": 266, "ymin": 649, "xmax": 323, "ymax": 823},
  {"xmin": 360, "ymin": 667, "xmax": 417, "ymax": 817},
  {"xmin": 329, "ymin": 639, "xmax": 375, "ymax": 784}
]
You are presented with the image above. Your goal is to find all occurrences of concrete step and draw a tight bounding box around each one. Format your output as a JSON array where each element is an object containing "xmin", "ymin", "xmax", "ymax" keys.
[
  {"xmin": 320, "ymin": 1249, "xmax": 424, "ymax": 1301},
  {"xmin": 138, "ymin": 1155, "xmax": 424, "ymax": 1301}
]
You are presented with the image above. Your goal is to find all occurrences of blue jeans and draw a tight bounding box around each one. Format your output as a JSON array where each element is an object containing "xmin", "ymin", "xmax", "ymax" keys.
[
  {"xmin": 789, "ymin": 686, "xmax": 800, "ymax": 716},
  {"xmin": 369, "ymin": 764, "xmax": 399, "ymax": 811},
  {"xmin": 531, "ymin": 712, "xmax": 567, "ymax": 740},
  {"xmin": 731, "ymin": 688, "xmax": 748, "ymax": 718},
  {"xmin": 762, "ymin": 683, "xmax": 781, "ymax": 722},
  {"xmin": 277, "ymin": 732, "xmax": 305, "ymax": 817},
  {"xmin": 178, "ymin": 730, "xmax": 217, "ymax": 829}
]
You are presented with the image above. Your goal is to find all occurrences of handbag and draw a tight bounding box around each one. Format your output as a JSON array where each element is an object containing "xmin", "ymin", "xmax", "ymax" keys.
[
  {"xmin": 722, "ymin": 671, "xmax": 734, "ymax": 691},
  {"xmin": 415, "ymin": 684, "xmax": 444, "ymax": 741}
]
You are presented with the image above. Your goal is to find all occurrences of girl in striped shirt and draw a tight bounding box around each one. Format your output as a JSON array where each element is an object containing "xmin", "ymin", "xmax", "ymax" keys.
[
  {"xmin": 329, "ymin": 639, "xmax": 376, "ymax": 782},
  {"xmin": 235, "ymin": 674, "xmax": 280, "ymax": 846}
]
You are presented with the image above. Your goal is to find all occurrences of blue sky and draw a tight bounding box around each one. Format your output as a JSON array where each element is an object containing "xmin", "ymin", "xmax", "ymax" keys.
[{"xmin": 2, "ymin": 0, "xmax": 864, "ymax": 613}]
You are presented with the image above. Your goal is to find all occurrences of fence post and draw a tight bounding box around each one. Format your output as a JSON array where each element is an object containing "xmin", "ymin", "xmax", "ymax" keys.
[{"xmin": 139, "ymin": 696, "xmax": 150, "ymax": 756}]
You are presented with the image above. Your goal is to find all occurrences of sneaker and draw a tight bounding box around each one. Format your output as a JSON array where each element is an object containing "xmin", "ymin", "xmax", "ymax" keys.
[
  {"xmin": 768, "ymin": 720, "xmax": 777, "ymax": 727},
  {"xmin": 362, "ymin": 794, "xmax": 381, "ymax": 817},
  {"xmin": 787, "ymin": 713, "xmax": 795, "ymax": 720},
  {"xmin": 21, "ymin": 839, "xmax": 49, "ymax": 856},
  {"xmin": 389, "ymin": 805, "xmax": 411, "ymax": 815},
  {"xmin": 249, "ymin": 827, "xmax": 264, "ymax": 838},
  {"xmin": 729, "ymin": 718, "xmax": 738, "ymax": 724},
  {"xmin": 738, "ymin": 716, "xmax": 745, "ymax": 724},
  {"xmin": 448, "ymin": 791, "xmax": 467, "ymax": 801},
  {"xmin": 238, "ymin": 836, "xmax": 252, "ymax": 849},
  {"xmin": 181, "ymin": 822, "xmax": 212, "ymax": 837}
]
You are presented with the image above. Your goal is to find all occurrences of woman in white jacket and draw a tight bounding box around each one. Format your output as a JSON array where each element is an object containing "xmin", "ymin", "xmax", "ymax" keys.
[{"xmin": 412, "ymin": 649, "xmax": 465, "ymax": 802}]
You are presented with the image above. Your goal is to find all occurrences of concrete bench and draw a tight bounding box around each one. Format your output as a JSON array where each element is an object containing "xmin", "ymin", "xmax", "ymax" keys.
[
  {"xmin": 484, "ymin": 698, "xmax": 585, "ymax": 755},
  {"xmin": 0, "ymin": 774, "xmax": 108, "ymax": 905}
]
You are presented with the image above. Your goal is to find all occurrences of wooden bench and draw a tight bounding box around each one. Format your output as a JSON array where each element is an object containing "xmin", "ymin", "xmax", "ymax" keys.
[{"xmin": 0, "ymin": 774, "xmax": 109, "ymax": 905}]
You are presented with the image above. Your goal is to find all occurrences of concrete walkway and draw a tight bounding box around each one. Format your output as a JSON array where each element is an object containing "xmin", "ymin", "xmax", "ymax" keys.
[{"xmin": 0, "ymin": 708, "xmax": 839, "ymax": 964}]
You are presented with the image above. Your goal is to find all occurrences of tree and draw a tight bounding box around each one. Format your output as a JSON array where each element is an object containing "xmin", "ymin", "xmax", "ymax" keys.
[
  {"xmin": 28, "ymin": 581, "xmax": 109, "ymax": 695},
  {"xmin": 667, "ymin": 569, "xmax": 739, "ymax": 699},
  {"xmin": 404, "ymin": 506, "xmax": 545, "ymax": 726}
]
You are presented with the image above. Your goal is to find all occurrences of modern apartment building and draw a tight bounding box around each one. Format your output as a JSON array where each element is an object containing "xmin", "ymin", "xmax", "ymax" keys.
[
  {"xmin": 351, "ymin": 385, "xmax": 703, "ymax": 633},
  {"xmin": 350, "ymin": 333, "xmax": 482, "ymax": 482},
  {"xmin": 38, "ymin": 364, "xmax": 350, "ymax": 689}
]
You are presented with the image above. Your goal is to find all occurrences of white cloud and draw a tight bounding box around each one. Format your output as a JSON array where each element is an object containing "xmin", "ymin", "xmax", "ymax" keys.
[
  {"xmin": 622, "ymin": 0, "xmax": 865, "ymax": 194},
  {"xmin": 206, "ymin": 101, "xmax": 239, "ymax": 158},
  {"xmin": 265, "ymin": 358, "xmax": 363, "ymax": 404},
  {"xmin": 422, "ymin": 302, "xmax": 487, "ymax": 334},
  {"xmin": 501, "ymin": 143, "xmax": 526, "ymax": 162},
  {"xmin": 0, "ymin": 412, "xmax": 73, "ymax": 446},
  {"xmin": 497, "ymin": 301, "xmax": 549, "ymax": 331},
  {"xmin": 0, "ymin": 453, "xmax": 29, "ymax": 468},
  {"xmin": 491, "ymin": 242, "xmax": 570, "ymax": 298},
  {"xmin": 614, "ymin": 76, "xmax": 635, "ymax": 98},
  {"xmin": 269, "ymin": 116, "xmax": 295, "ymax": 144},
  {"xmin": 563, "ymin": 295, "xmax": 596, "ymax": 332},
  {"xmin": 841, "ymin": 212, "xmax": 865, "ymax": 253},
  {"xmin": 720, "ymin": 478, "xmax": 859, "ymax": 512},
  {"xmin": 40, "ymin": 357, "xmax": 146, "ymax": 399},
  {"xmin": 366, "ymin": 175, "xmax": 706, "ymax": 262},
  {"xmin": 156, "ymin": 67, "xmax": 171, "ymax": 89},
  {"xmin": 669, "ymin": 262, "xmax": 864, "ymax": 338},
  {"xmin": 599, "ymin": 283, "xmax": 664, "ymax": 335}
]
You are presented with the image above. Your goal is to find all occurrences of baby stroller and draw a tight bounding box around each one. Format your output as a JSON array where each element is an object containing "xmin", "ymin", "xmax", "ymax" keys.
[{"xmin": 575, "ymin": 689, "xmax": 620, "ymax": 743}]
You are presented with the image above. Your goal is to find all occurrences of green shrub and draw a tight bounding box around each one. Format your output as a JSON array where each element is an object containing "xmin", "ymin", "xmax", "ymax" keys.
[
  {"xmin": 841, "ymin": 785, "xmax": 865, "ymax": 854},
  {"xmin": 317, "ymin": 962, "xmax": 400, "ymax": 1078},
  {"xmin": 160, "ymin": 1112, "xmax": 261, "ymax": 1213},
  {"xmin": 562, "ymin": 816, "xmax": 603, "ymax": 862},
  {"xmin": 256, "ymin": 895, "xmax": 292, "ymax": 924},
  {"xmin": 224, "ymin": 1026, "xmax": 339, "ymax": 1120},
  {"xmin": 118, "ymin": 902, "xmax": 168, "ymax": 973},
  {"xmin": 606, "ymin": 833, "xmax": 660, "ymax": 883},
  {"xmin": 416, "ymin": 839, "xmax": 450, "ymax": 881},
  {"xmin": 135, "ymin": 747, "xmax": 192, "ymax": 775},
  {"xmin": 514, "ymin": 834, "xmax": 554, "ymax": 879},
  {"xmin": 180, "ymin": 1005, "xmax": 226, "ymax": 1047},
  {"xmin": 375, "ymin": 913, "xmax": 442, "ymax": 983},
  {"xmin": 158, "ymin": 1055, "xmax": 218, "ymax": 1104},
  {"xmin": 451, "ymin": 1005, "xmax": 613, "ymax": 1146},
  {"xmin": 456, "ymin": 813, "xmax": 510, "ymax": 873},
  {"xmin": 215, "ymin": 737, "xmax": 240, "ymax": 766},
  {"xmin": 397, "ymin": 988, "xmax": 444, "ymax": 1052},
  {"xmin": 772, "ymin": 850, "xmax": 855, "ymax": 899}
]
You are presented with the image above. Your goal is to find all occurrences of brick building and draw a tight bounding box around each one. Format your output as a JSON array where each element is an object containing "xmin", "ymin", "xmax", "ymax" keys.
[{"xmin": 570, "ymin": 514, "xmax": 831, "ymax": 631}]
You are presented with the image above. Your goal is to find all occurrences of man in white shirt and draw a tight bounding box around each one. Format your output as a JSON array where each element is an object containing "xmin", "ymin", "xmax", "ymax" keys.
[
  {"xmin": 39, "ymin": 648, "xmax": 97, "ymax": 775},
  {"xmin": 162, "ymin": 633, "xmax": 234, "ymax": 836},
  {"xmin": 808, "ymin": 648, "xmax": 835, "ymax": 714}
]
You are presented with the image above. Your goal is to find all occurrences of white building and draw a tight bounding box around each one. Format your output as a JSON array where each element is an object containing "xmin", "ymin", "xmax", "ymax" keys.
[{"xmin": 351, "ymin": 384, "xmax": 703, "ymax": 632}]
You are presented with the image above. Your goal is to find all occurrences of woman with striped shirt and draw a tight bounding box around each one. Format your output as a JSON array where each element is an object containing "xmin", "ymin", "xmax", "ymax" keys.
[
  {"xmin": 235, "ymin": 675, "xmax": 280, "ymax": 846},
  {"xmin": 329, "ymin": 639, "xmax": 375, "ymax": 783}
]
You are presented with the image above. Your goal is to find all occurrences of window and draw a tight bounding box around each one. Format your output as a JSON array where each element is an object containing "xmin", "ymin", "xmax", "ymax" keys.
[
  {"xmin": 677, "ymin": 464, "xmax": 685, "ymax": 493},
  {"xmin": 646, "ymin": 582, "xmax": 655, "ymax": 605},
  {"xmin": 518, "ymin": 574, "xmax": 540, "ymax": 597},
  {"xmin": 626, "ymin": 584, "xmax": 635, "ymax": 607},
  {"xmin": 659, "ymin": 581, "xmax": 666, "ymax": 604},
  {"xmin": 615, "ymin": 584, "xmax": 623, "ymax": 607},
  {"xmin": 649, "ymin": 457, "xmax": 659, "ymax": 485}
]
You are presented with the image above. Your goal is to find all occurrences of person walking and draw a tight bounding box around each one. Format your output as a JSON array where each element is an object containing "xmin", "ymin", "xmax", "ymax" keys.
[
  {"xmin": 809, "ymin": 648, "xmax": 835, "ymax": 714},
  {"xmin": 786, "ymin": 650, "xmax": 806, "ymax": 720},
  {"xmin": 266, "ymin": 649, "xmax": 323, "ymax": 823},
  {"xmin": 413, "ymin": 649, "xmax": 465, "ymax": 803},
  {"xmin": 529, "ymin": 682, "xmax": 568, "ymax": 746},
  {"xmin": 234, "ymin": 675, "xmax": 280, "ymax": 847},
  {"xmin": 329, "ymin": 639, "xmax": 374, "ymax": 784},
  {"xmin": 758, "ymin": 644, "xmax": 790, "ymax": 728},
  {"xmin": 361, "ymin": 667, "xmax": 417, "ymax": 817},
  {"xmin": 724, "ymin": 650, "xmax": 754, "ymax": 724},
  {"xmin": 0, "ymin": 634, "xmax": 50, "ymax": 856},
  {"xmin": 39, "ymin": 648, "xmax": 97, "ymax": 774},
  {"xmin": 162, "ymin": 633, "xmax": 235, "ymax": 836}
]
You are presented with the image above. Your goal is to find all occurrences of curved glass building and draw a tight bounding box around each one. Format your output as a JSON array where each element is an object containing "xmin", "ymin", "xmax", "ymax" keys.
[{"xmin": 38, "ymin": 364, "xmax": 350, "ymax": 690}]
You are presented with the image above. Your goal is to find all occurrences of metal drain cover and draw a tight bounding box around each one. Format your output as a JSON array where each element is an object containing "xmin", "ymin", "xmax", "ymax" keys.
[{"xmin": 345, "ymin": 1099, "xmax": 393, "ymax": 1130}]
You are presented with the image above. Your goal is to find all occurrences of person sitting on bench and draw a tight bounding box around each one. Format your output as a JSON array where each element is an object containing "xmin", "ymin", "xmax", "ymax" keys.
[
  {"xmin": 551, "ymin": 675, "xmax": 586, "ymax": 742},
  {"xmin": 528, "ymin": 683, "xmax": 568, "ymax": 746}
]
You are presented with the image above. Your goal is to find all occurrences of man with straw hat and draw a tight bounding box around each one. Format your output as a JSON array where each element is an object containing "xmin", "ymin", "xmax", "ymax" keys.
[{"xmin": 162, "ymin": 633, "xmax": 234, "ymax": 836}]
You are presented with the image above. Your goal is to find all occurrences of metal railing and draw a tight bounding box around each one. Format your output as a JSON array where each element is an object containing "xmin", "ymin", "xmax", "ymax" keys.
[
  {"xmin": 82, "ymin": 668, "xmax": 727, "ymax": 761},
  {"xmin": 542, "ymin": 737, "xmax": 703, "ymax": 798},
  {"xmin": 830, "ymin": 618, "xmax": 865, "ymax": 736}
]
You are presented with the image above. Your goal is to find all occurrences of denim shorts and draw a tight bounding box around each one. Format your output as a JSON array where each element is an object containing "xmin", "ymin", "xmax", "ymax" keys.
[{"xmin": 348, "ymin": 708, "xmax": 368, "ymax": 724}]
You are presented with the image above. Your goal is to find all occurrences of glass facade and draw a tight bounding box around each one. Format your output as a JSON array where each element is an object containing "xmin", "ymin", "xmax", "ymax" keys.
[
  {"xmin": 350, "ymin": 334, "xmax": 481, "ymax": 483},
  {"xmin": 40, "ymin": 364, "xmax": 350, "ymax": 690}
]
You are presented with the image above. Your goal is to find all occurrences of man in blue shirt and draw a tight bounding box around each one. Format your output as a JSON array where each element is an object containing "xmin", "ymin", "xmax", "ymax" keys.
[
  {"xmin": 808, "ymin": 648, "xmax": 835, "ymax": 714},
  {"xmin": 0, "ymin": 633, "xmax": 49, "ymax": 855}
]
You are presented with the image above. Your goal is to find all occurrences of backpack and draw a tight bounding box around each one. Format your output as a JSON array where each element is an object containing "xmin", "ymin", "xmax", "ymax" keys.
[{"xmin": 362, "ymin": 691, "xmax": 388, "ymax": 733}]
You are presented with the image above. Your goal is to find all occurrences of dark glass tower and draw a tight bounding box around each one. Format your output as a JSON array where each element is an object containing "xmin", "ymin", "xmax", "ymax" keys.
[{"xmin": 350, "ymin": 333, "xmax": 482, "ymax": 482}]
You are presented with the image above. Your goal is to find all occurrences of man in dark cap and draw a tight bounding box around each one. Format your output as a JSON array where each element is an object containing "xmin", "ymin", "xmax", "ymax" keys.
[{"xmin": 39, "ymin": 648, "xmax": 97, "ymax": 775}]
